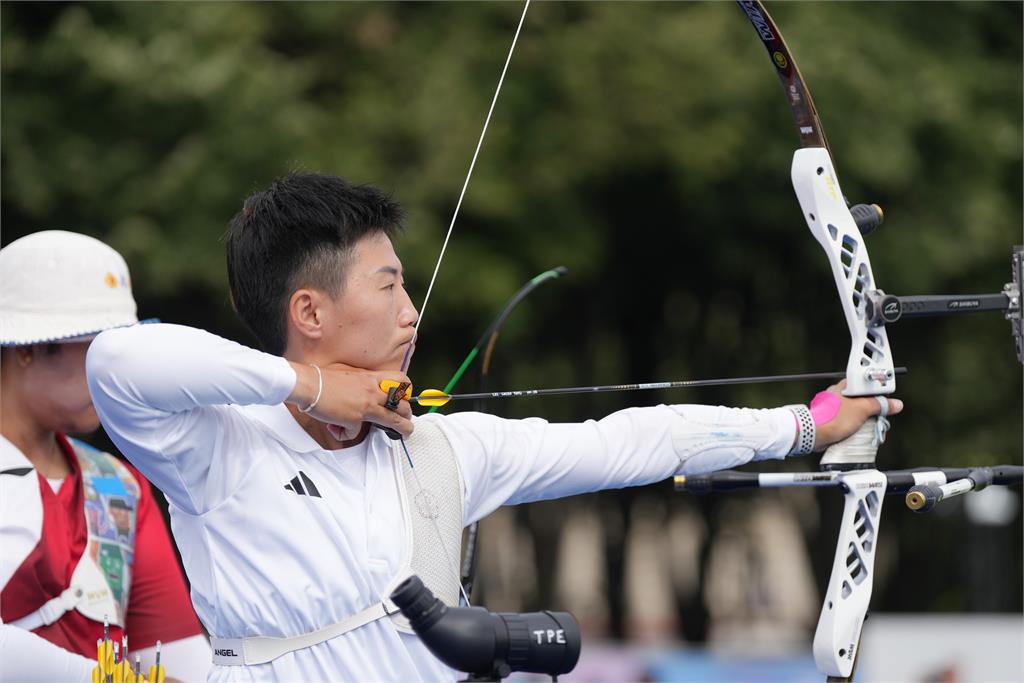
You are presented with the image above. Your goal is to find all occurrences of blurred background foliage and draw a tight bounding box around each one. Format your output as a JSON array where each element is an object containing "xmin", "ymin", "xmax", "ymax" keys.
[{"xmin": 3, "ymin": 1, "xmax": 1021, "ymax": 625}]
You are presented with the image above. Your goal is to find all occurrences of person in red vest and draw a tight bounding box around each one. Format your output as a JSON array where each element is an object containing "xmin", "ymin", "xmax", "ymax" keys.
[{"xmin": 0, "ymin": 230, "xmax": 209, "ymax": 681}]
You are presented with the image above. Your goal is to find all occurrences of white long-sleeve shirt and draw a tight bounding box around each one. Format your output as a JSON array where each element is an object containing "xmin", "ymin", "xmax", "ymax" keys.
[{"xmin": 86, "ymin": 323, "xmax": 797, "ymax": 682}]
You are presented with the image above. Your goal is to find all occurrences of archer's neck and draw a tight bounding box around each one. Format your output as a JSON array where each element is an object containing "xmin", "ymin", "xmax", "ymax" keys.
[
  {"xmin": 285, "ymin": 402, "xmax": 371, "ymax": 450},
  {"xmin": 0, "ymin": 395, "xmax": 70, "ymax": 479}
]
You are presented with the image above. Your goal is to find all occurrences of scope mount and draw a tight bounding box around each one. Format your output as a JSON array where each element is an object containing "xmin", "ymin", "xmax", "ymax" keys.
[{"xmin": 863, "ymin": 245, "xmax": 1023, "ymax": 363}]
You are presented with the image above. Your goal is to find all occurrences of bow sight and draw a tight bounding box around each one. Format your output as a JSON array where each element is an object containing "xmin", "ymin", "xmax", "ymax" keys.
[{"xmin": 864, "ymin": 246, "xmax": 1024, "ymax": 362}]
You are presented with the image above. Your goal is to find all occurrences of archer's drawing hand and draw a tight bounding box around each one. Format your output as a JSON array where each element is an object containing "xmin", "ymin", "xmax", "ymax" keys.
[
  {"xmin": 288, "ymin": 362, "xmax": 414, "ymax": 439},
  {"xmin": 810, "ymin": 379, "xmax": 904, "ymax": 451}
]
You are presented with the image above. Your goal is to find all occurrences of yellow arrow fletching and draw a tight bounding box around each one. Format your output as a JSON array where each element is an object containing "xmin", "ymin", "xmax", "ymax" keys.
[
  {"xmin": 97, "ymin": 640, "xmax": 113, "ymax": 675},
  {"xmin": 378, "ymin": 380, "xmax": 412, "ymax": 400},
  {"xmin": 415, "ymin": 389, "xmax": 451, "ymax": 407}
]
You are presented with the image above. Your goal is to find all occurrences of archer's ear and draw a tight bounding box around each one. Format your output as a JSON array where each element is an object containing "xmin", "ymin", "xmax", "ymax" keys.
[{"xmin": 287, "ymin": 288, "xmax": 326, "ymax": 343}]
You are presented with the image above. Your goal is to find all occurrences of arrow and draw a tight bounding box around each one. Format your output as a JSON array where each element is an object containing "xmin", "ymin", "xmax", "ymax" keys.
[{"xmin": 381, "ymin": 367, "xmax": 908, "ymax": 408}]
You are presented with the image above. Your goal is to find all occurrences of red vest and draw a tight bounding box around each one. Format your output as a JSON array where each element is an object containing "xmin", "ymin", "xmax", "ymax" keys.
[{"xmin": 1, "ymin": 434, "xmax": 201, "ymax": 656}]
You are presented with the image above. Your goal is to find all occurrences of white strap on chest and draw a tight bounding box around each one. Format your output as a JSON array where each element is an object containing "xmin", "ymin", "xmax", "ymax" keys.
[
  {"xmin": 8, "ymin": 586, "xmax": 85, "ymax": 631},
  {"xmin": 9, "ymin": 523, "xmax": 123, "ymax": 631},
  {"xmin": 210, "ymin": 600, "xmax": 397, "ymax": 666}
]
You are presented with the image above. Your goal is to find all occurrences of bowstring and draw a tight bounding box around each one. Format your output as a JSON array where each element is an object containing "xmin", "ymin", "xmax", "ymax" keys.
[
  {"xmin": 400, "ymin": 0, "xmax": 532, "ymax": 609},
  {"xmin": 405, "ymin": 0, "xmax": 532, "ymax": 356}
]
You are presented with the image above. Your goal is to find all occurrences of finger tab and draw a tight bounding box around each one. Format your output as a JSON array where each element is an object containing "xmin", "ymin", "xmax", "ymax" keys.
[
  {"xmin": 385, "ymin": 381, "xmax": 412, "ymax": 410},
  {"xmin": 380, "ymin": 380, "xmax": 413, "ymax": 402}
]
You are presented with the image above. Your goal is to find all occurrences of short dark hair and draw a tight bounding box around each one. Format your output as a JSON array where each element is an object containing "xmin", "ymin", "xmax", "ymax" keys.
[{"xmin": 226, "ymin": 172, "xmax": 404, "ymax": 355}]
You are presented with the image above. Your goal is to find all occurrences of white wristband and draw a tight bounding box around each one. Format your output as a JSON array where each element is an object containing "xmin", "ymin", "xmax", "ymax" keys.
[{"xmin": 786, "ymin": 404, "xmax": 815, "ymax": 456}]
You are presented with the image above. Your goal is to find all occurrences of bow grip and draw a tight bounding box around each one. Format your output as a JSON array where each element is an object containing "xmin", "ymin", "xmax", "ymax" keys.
[{"xmin": 820, "ymin": 417, "xmax": 885, "ymax": 470}]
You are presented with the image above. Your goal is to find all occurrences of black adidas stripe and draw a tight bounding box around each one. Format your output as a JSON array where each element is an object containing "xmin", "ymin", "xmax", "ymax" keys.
[
  {"xmin": 1, "ymin": 467, "xmax": 33, "ymax": 477},
  {"xmin": 299, "ymin": 471, "xmax": 321, "ymax": 498}
]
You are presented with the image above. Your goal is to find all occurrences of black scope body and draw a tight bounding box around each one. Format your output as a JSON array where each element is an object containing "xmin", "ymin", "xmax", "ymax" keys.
[{"xmin": 390, "ymin": 575, "xmax": 581, "ymax": 681}]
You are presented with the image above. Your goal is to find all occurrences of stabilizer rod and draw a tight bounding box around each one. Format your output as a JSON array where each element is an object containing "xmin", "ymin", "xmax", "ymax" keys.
[{"xmin": 675, "ymin": 465, "xmax": 1023, "ymax": 497}]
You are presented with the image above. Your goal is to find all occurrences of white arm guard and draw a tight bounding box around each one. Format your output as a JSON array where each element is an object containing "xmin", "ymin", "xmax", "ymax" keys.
[{"xmin": 668, "ymin": 404, "xmax": 798, "ymax": 475}]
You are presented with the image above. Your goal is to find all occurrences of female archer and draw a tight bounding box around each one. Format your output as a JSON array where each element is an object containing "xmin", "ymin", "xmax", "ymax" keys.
[{"xmin": 0, "ymin": 230, "xmax": 209, "ymax": 681}]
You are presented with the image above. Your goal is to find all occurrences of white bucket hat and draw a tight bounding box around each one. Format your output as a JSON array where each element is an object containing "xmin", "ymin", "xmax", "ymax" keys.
[{"xmin": 0, "ymin": 230, "xmax": 141, "ymax": 346}]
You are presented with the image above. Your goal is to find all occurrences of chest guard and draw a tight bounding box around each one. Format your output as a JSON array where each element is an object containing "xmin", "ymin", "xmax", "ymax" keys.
[
  {"xmin": 7, "ymin": 439, "xmax": 140, "ymax": 631},
  {"xmin": 384, "ymin": 417, "xmax": 465, "ymax": 633}
]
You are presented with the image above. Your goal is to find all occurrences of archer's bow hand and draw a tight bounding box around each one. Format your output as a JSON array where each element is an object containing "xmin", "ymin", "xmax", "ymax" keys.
[
  {"xmin": 287, "ymin": 362, "xmax": 414, "ymax": 439},
  {"xmin": 809, "ymin": 380, "xmax": 904, "ymax": 452}
]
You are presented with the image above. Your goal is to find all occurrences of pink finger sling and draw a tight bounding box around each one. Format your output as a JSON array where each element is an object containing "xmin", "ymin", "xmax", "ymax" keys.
[{"xmin": 810, "ymin": 391, "xmax": 842, "ymax": 425}]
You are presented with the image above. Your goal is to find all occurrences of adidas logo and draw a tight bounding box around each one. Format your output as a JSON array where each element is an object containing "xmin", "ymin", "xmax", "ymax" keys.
[{"xmin": 284, "ymin": 471, "xmax": 322, "ymax": 498}]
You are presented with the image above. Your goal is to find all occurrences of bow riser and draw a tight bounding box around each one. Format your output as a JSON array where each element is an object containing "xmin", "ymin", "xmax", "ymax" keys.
[
  {"xmin": 792, "ymin": 148, "xmax": 896, "ymax": 398},
  {"xmin": 812, "ymin": 470, "xmax": 887, "ymax": 678}
]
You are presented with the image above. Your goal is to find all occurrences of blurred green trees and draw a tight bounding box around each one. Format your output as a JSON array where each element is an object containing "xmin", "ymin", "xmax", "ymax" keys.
[{"xmin": 3, "ymin": 1, "xmax": 1020, "ymax": 617}]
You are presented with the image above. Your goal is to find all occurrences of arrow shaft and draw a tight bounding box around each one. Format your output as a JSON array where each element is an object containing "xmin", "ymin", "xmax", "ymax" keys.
[{"xmin": 412, "ymin": 367, "xmax": 908, "ymax": 404}]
